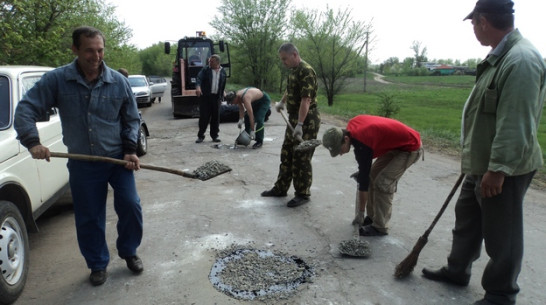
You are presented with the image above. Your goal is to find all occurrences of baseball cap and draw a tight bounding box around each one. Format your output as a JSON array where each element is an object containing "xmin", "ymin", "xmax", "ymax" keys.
[
  {"xmin": 464, "ymin": 0, "xmax": 514, "ymax": 20},
  {"xmin": 322, "ymin": 127, "xmax": 344, "ymax": 157}
]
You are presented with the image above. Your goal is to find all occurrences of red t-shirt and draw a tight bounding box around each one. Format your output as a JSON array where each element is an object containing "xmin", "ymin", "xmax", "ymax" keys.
[
  {"xmin": 347, "ymin": 115, "xmax": 421, "ymax": 158},
  {"xmin": 347, "ymin": 115, "xmax": 421, "ymax": 191}
]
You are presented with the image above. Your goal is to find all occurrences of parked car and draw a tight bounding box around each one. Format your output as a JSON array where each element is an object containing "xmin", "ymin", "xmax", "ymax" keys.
[
  {"xmin": 137, "ymin": 111, "xmax": 149, "ymax": 156},
  {"xmin": 128, "ymin": 75, "xmax": 152, "ymax": 107},
  {"xmin": 0, "ymin": 66, "xmax": 70, "ymax": 304},
  {"xmin": 147, "ymin": 76, "xmax": 168, "ymax": 103}
]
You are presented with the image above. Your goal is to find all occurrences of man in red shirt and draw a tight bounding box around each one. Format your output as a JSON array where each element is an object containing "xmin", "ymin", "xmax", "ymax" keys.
[{"xmin": 322, "ymin": 115, "xmax": 422, "ymax": 236}]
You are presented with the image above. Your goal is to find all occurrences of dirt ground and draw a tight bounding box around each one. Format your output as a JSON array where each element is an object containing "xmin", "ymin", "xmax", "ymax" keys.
[{"xmin": 15, "ymin": 94, "xmax": 546, "ymax": 305}]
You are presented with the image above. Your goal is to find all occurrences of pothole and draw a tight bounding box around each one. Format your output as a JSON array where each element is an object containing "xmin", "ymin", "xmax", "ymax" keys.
[{"xmin": 209, "ymin": 246, "xmax": 314, "ymax": 301}]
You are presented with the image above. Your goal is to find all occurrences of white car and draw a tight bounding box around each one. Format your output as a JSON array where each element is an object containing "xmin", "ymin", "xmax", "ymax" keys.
[
  {"xmin": 147, "ymin": 76, "xmax": 168, "ymax": 103},
  {"xmin": 0, "ymin": 66, "xmax": 70, "ymax": 304},
  {"xmin": 128, "ymin": 75, "xmax": 152, "ymax": 107}
]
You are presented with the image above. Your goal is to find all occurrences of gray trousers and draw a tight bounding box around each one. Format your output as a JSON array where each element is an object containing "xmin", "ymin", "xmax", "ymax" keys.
[
  {"xmin": 445, "ymin": 172, "xmax": 535, "ymax": 305},
  {"xmin": 367, "ymin": 148, "xmax": 422, "ymax": 232}
]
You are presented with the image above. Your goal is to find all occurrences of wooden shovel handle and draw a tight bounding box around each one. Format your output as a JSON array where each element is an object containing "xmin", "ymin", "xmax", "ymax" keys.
[
  {"xmin": 50, "ymin": 152, "xmax": 197, "ymax": 179},
  {"xmin": 279, "ymin": 110, "xmax": 304, "ymax": 142}
]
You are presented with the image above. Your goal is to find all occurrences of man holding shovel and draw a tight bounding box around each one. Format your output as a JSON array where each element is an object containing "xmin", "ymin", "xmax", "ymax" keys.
[
  {"xmin": 15, "ymin": 26, "xmax": 144, "ymax": 286},
  {"xmin": 422, "ymin": 1, "xmax": 546, "ymax": 304},
  {"xmin": 227, "ymin": 87, "xmax": 271, "ymax": 149},
  {"xmin": 322, "ymin": 115, "xmax": 422, "ymax": 236},
  {"xmin": 261, "ymin": 43, "xmax": 321, "ymax": 207}
]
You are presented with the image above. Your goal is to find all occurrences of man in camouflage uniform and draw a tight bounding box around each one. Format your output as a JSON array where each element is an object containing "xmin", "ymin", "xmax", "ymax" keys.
[{"xmin": 261, "ymin": 43, "xmax": 321, "ymax": 207}]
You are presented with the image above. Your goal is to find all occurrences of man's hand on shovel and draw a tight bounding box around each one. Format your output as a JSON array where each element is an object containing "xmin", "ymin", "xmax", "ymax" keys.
[{"xmin": 293, "ymin": 122, "xmax": 303, "ymax": 139}]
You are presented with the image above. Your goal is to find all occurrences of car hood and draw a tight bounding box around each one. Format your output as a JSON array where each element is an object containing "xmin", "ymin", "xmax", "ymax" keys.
[{"xmin": 131, "ymin": 86, "xmax": 149, "ymax": 93}]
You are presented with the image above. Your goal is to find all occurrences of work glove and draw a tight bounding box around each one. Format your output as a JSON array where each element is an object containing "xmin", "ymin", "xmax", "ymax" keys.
[
  {"xmin": 250, "ymin": 130, "xmax": 256, "ymax": 140},
  {"xmin": 237, "ymin": 118, "xmax": 244, "ymax": 129},
  {"xmin": 275, "ymin": 101, "xmax": 285, "ymax": 113},
  {"xmin": 352, "ymin": 210, "xmax": 365, "ymax": 226},
  {"xmin": 293, "ymin": 123, "xmax": 303, "ymax": 139}
]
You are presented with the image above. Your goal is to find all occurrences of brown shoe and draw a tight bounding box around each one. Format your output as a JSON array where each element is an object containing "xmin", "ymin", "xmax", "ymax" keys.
[{"xmin": 422, "ymin": 267, "xmax": 469, "ymax": 286}]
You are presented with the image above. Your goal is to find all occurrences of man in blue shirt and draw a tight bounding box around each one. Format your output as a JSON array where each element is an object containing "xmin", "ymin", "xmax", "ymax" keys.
[{"xmin": 15, "ymin": 26, "xmax": 144, "ymax": 286}]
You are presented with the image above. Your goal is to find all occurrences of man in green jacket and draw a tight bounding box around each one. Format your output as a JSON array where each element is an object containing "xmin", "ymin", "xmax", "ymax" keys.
[{"xmin": 422, "ymin": 1, "xmax": 546, "ymax": 305}]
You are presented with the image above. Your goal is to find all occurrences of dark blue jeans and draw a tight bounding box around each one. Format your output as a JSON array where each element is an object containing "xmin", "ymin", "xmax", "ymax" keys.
[{"xmin": 68, "ymin": 158, "xmax": 143, "ymax": 271}]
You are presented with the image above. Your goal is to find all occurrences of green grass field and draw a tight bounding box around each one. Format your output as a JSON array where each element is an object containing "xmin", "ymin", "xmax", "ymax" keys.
[{"xmin": 312, "ymin": 74, "xmax": 546, "ymax": 181}]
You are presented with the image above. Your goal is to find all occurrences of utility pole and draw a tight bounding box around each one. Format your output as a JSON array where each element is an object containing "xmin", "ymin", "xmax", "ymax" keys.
[{"xmin": 363, "ymin": 32, "xmax": 369, "ymax": 92}]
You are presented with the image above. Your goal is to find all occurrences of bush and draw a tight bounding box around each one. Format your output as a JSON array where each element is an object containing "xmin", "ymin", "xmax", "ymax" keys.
[{"xmin": 376, "ymin": 93, "xmax": 400, "ymax": 118}]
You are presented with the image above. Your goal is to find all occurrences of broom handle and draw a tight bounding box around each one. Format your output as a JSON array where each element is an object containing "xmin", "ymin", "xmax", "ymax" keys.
[
  {"xmin": 50, "ymin": 152, "xmax": 197, "ymax": 179},
  {"xmin": 423, "ymin": 173, "xmax": 465, "ymax": 238}
]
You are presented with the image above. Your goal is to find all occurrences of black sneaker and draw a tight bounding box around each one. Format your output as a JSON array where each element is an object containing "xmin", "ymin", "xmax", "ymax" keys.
[
  {"xmin": 286, "ymin": 196, "xmax": 309, "ymax": 207},
  {"xmin": 89, "ymin": 269, "xmax": 107, "ymax": 286},
  {"xmin": 359, "ymin": 225, "xmax": 387, "ymax": 236},
  {"xmin": 212, "ymin": 138, "xmax": 221, "ymax": 143},
  {"xmin": 363, "ymin": 216, "xmax": 373, "ymax": 226},
  {"xmin": 124, "ymin": 255, "xmax": 144, "ymax": 274},
  {"xmin": 252, "ymin": 142, "xmax": 263, "ymax": 149},
  {"xmin": 195, "ymin": 137, "xmax": 204, "ymax": 143},
  {"xmin": 261, "ymin": 187, "xmax": 287, "ymax": 197}
]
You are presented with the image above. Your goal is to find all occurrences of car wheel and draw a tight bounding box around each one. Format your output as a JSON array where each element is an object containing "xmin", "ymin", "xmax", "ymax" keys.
[
  {"xmin": 0, "ymin": 201, "xmax": 29, "ymax": 305},
  {"xmin": 137, "ymin": 125, "xmax": 147, "ymax": 156}
]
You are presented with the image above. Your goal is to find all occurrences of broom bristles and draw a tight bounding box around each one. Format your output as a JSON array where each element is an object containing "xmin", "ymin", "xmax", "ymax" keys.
[{"xmin": 394, "ymin": 235, "xmax": 428, "ymax": 278}]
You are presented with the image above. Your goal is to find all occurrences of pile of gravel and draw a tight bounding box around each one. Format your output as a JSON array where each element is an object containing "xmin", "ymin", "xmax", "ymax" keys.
[
  {"xmin": 192, "ymin": 160, "xmax": 231, "ymax": 180},
  {"xmin": 338, "ymin": 239, "xmax": 372, "ymax": 257},
  {"xmin": 209, "ymin": 245, "xmax": 314, "ymax": 301}
]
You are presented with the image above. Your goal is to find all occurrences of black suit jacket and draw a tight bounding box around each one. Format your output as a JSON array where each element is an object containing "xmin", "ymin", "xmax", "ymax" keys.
[{"xmin": 196, "ymin": 66, "xmax": 227, "ymax": 101}]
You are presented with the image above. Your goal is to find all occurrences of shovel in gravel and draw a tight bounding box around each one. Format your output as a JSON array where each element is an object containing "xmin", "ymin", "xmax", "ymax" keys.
[
  {"xmin": 339, "ymin": 224, "xmax": 372, "ymax": 258},
  {"xmin": 278, "ymin": 110, "xmax": 322, "ymax": 152},
  {"xmin": 339, "ymin": 174, "xmax": 372, "ymax": 258},
  {"xmin": 50, "ymin": 152, "xmax": 231, "ymax": 181}
]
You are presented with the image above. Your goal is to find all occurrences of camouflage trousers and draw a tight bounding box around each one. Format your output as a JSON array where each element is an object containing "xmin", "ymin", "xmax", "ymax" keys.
[{"xmin": 273, "ymin": 108, "xmax": 321, "ymax": 197}]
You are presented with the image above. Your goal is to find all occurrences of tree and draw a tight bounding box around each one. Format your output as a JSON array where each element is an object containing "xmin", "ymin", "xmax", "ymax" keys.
[
  {"xmin": 138, "ymin": 42, "xmax": 172, "ymax": 76},
  {"xmin": 0, "ymin": 0, "xmax": 133, "ymax": 68},
  {"xmin": 291, "ymin": 6, "xmax": 373, "ymax": 106},
  {"xmin": 211, "ymin": 0, "xmax": 290, "ymax": 90},
  {"xmin": 410, "ymin": 40, "xmax": 427, "ymax": 68}
]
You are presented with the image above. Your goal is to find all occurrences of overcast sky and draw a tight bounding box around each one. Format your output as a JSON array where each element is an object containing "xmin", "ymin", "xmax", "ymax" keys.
[{"xmin": 108, "ymin": 0, "xmax": 546, "ymax": 64}]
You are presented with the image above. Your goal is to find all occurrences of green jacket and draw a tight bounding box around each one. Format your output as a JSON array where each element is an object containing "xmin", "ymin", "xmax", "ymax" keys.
[{"xmin": 461, "ymin": 30, "xmax": 546, "ymax": 176}]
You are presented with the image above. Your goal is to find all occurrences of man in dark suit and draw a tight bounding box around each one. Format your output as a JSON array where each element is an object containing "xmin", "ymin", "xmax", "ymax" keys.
[{"xmin": 195, "ymin": 54, "xmax": 227, "ymax": 143}]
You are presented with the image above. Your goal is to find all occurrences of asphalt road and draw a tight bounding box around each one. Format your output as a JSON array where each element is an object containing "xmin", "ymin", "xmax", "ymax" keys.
[{"xmin": 15, "ymin": 90, "xmax": 546, "ymax": 305}]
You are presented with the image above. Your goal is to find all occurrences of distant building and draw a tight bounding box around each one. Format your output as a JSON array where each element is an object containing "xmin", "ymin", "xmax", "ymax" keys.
[{"xmin": 431, "ymin": 64, "xmax": 455, "ymax": 76}]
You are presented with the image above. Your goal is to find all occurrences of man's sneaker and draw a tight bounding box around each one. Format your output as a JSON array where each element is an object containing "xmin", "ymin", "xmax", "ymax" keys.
[
  {"xmin": 286, "ymin": 196, "xmax": 310, "ymax": 208},
  {"xmin": 195, "ymin": 137, "xmax": 204, "ymax": 143},
  {"xmin": 261, "ymin": 187, "xmax": 287, "ymax": 197},
  {"xmin": 124, "ymin": 255, "xmax": 144, "ymax": 274},
  {"xmin": 89, "ymin": 269, "xmax": 107, "ymax": 286},
  {"xmin": 212, "ymin": 138, "xmax": 221, "ymax": 143},
  {"xmin": 359, "ymin": 225, "xmax": 387, "ymax": 236},
  {"xmin": 252, "ymin": 142, "xmax": 263, "ymax": 149}
]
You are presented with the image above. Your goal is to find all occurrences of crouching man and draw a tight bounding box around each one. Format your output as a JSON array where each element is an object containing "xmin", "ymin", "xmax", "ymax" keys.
[{"xmin": 322, "ymin": 115, "xmax": 422, "ymax": 236}]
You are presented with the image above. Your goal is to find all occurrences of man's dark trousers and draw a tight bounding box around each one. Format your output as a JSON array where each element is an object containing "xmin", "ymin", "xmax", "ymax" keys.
[{"xmin": 197, "ymin": 93, "xmax": 220, "ymax": 139}]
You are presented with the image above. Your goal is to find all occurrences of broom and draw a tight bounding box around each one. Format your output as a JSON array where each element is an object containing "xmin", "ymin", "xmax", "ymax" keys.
[{"xmin": 394, "ymin": 173, "xmax": 465, "ymax": 278}]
